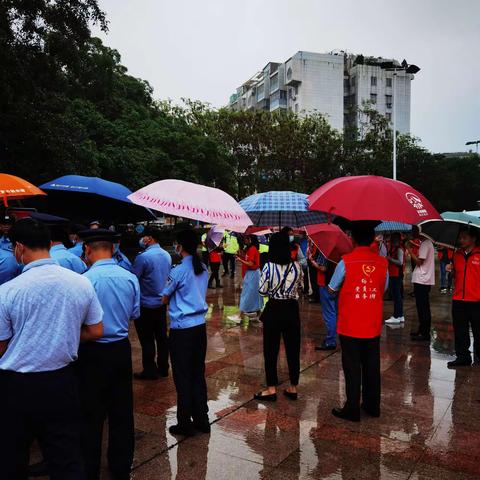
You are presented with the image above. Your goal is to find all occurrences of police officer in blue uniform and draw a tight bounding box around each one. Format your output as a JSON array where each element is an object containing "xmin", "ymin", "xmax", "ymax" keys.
[
  {"xmin": 113, "ymin": 241, "xmax": 132, "ymax": 272},
  {"xmin": 68, "ymin": 223, "xmax": 87, "ymax": 257},
  {"xmin": 0, "ymin": 215, "xmax": 14, "ymax": 251},
  {"xmin": 78, "ymin": 229, "xmax": 140, "ymax": 480},
  {"xmin": 162, "ymin": 229, "xmax": 210, "ymax": 437},
  {"xmin": 132, "ymin": 227, "xmax": 172, "ymax": 380},
  {"xmin": 0, "ymin": 218, "xmax": 104, "ymax": 479},
  {"xmin": 0, "ymin": 247, "xmax": 20, "ymax": 285},
  {"xmin": 49, "ymin": 225, "xmax": 87, "ymax": 274}
]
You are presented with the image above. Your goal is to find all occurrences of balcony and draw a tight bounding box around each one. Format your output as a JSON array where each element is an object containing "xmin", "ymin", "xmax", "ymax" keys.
[{"xmin": 285, "ymin": 64, "xmax": 302, "ymax": 86}]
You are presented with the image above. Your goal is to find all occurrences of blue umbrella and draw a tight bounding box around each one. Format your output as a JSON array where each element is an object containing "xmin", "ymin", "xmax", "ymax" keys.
[
  {"xmin": 240, "ymin": 191, "xmax": 328, "ymax": 228},
  {"xmin": 39, "ymin": 175, "xmax": 155, "ymax": 222},
  {"xmin": 375, "ymin": 221, "xmax": 412, "ymax": 233}
]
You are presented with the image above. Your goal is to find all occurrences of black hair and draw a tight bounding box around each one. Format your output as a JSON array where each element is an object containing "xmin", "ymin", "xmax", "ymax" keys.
[
  {"xmin": 176, "ymin": 229, "xmax": 205, "ymax": 275},
  {"xmin": 280, "ymin": 226, "xmax": 293, "ymax": 235},
  {"xmin": 459, "ymin": 226, "xmax": 480, "ymax": 245},
  {"xmin": 248, "ymin": 234, "xmax": 260, "ymax": 250},
  {"xmin": 351, "ymin": 223, "xmax": 375, "ymax": 246},
  {"xmin": 10, "ymin": 218, "xmax": 51, "ymax": 250},
  {"xmin": 268, "ymin": 232, "xmax": 291, "ymax": 265},
  {"xmin": 143, "ymin": 226, "xmax": 161, "ymax": 242},
  {"xmin": 49, "ymin": 225, "xmax": 69, "ymax": 243}
]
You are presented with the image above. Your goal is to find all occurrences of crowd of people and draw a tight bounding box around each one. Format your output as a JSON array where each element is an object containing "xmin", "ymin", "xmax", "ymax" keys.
[{"xmin": 0, "ymin": 213, "xmax": 479, "ymax": 479}]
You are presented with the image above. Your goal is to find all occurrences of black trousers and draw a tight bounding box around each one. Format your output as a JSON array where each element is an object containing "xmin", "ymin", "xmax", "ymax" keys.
[
  {"xmin": 209, "ymin": 262, "xmax": 221, "ymax": 287},
  {"xmin": 76, "ymin": 339, "xmax": 134, "ymax": 480},
  {"xmin": 340, "ymin": 335, "xmax": 381, "ymax": 418},
  {"xmin": 0, "ymin": 365, "xmax": 85, "ymax": 480},
  {"xmin": 222, "ymin": 252, "xmax": 236, "ymax": 276},
  {"xmin": 414, "ymin": 283, "xmax": 432, "ymax": 337},
  {"xmin": 261, "ymin": 299, "xmax": 301, "ymax": 386},
  {"xmin": 134, "ymin": 305, "xmax": 169, "ymax": 375},
  {"xmin": 169, "ymin": 324, "xmax": 209, "ymax": 427},
  {"xmin": 308, "ymin": 260, "xmax": 319, "ymax": 300},
  {"xmin": 389, "ymin": 276, "xmax": 404, "ymax": 318},
  {"xmin": 201, "ymin": 251, "xmax": 209, "ymax": 267},
  {"xmin": 452, "ymin": 301, "xmax": 480, "ymax": 362}
]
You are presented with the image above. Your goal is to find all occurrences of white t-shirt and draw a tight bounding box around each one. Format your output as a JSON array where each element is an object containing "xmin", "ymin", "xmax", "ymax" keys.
[{"xmin": 412, "ymin": 239, "xmax": 435, "ymax": 286}]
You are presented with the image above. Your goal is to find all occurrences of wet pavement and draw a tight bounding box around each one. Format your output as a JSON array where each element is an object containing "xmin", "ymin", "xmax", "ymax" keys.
[{"xmin": 36, "ymin": 271, "xmax": 480, "ymax": 479}]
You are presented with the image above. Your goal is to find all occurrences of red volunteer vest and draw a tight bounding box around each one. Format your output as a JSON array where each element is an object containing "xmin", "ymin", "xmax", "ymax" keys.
[
  {"xmin": 388, "ymin": 245, "xmax": 404, "ymax": 277},
  {"xmin": 290, "ymin": 244, "xmax": 299, "ymax": 261},
  {"xmin": 453, "ymin": 247, "xmax": 480, "ymax": 302},
  {"xmin": 337, "ymin": 247, "xmax": 388, "ymax": 339}
]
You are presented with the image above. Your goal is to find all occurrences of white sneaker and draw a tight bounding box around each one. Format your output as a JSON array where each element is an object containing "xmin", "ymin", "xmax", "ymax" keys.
[
  {"xmin": 227, "ymin": 314, "xmax": 242, "ymax": 324},
  {"xmin": 385, "ymin": 316, "xmax": 403, "ymax": 325}
]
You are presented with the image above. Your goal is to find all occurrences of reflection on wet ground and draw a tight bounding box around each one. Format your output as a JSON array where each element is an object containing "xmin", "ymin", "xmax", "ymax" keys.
[{"xmin": 46, "ymin": 273, "xmax": 480, "ymax": 479}]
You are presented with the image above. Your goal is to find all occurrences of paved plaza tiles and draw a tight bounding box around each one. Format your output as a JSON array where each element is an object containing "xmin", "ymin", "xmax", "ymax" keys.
[{"xmin": 34, "ymin": 272, "xmax": 480, "ymax": 479}]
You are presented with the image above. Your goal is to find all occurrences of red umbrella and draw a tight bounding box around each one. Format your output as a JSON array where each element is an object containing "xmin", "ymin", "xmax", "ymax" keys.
[
  {"xmin": 308, "ymin": 175, "xmax": 441, "ymax": 223},
  {"xmin": 306, "ymin": 223, "xmax": 353, "ymax": 263}
]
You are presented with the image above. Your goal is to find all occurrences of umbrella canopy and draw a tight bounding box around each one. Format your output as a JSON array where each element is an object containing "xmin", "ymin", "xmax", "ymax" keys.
[
  {"xmin": 128, "ymin": 179, "xmax": 252, "ymax": 232},
  {"xmin": 39, "ymin": 175, "xmax": 155, "ymax": 223},
  {"xmin": 206, "ymin": 226, "xmax": 225, "ymax": 251},
  {"xmin": 420, "ymin": 211, "xmax": 480, "ymax": 248},
  {"xmin": 240, "ymin": 191, "xmax": 328, "ymax": 228},
  {"xmin": 306, "ymin": 223, "xmax": 353, "ymax": 263},
  {"xmin": 0, "ymin": 174, "xmax": 46, "ymax": 206},
  {"xmin": 375, "ymin": 221, "xmax": 412, "ymax": 233},
  {"xmin": 308, "ymin": 175, "xmax": 441, "ymax": 223}
]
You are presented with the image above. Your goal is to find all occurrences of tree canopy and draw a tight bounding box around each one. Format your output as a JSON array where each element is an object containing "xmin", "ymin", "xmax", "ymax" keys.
[{"xmin": 1, "ymin": 0, "xmax": 478, "ymax": 212}]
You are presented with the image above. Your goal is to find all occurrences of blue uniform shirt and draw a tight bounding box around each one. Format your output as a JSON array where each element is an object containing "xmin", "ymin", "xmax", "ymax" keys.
[
  {"xmin": 133, "ymin": 244, "xmax": 172, "ymax": 308},
  {"xmin": 50, "ymin": 244, "xmax": 87, "ymax": 274},
  {"xmin": 0, "ymin": 235, "xmax": 12, "ymax": 252},
  {"xmin": 0, "ymin": 249, "xmax": 20, "ymax": 285},
  {"xmin": 162, "ymin": 255, "xmax": 208, "ymax": 330},
  {"xmin": 0, "ymin": 258, "xmax": 103, "ymax": 373},
  {"xmin": 68, "ymin": 241, "xmax": 84, "ymax": 258},
  {"xmin": 113, "ymin": 247, "xmax": 132, "ymax": 272},
  {"xmin": 84, "ymin": 258, "xmax": 140, "ymax": 343}
]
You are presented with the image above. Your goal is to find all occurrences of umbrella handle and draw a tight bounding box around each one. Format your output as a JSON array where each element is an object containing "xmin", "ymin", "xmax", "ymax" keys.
[{"xmin": 3, "ymin": 195, "xmax": 7, "ymax": 208}]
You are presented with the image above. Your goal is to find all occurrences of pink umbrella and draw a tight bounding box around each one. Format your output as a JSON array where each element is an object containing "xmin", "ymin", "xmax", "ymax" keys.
[{"xmin": 128, "ymin": 179, "xmax": 252, "ymax": 231}]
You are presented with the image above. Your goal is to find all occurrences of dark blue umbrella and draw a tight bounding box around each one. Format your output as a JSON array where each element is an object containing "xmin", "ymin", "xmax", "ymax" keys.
[
  {"xmin": 240, "ymin": 191, "xmax": 328, "ymax": 228},
  {"xmin": 39, "ymin": 175, "xmax": 155, "ymax": 223}
]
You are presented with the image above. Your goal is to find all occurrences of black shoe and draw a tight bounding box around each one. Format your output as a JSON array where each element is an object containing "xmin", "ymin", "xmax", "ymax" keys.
[
  {"xmin": 410, "ymin": 330, "xmax": 420, "ymax": 337},
  {"xmin": 157, "ymin": 369, "xmax": 169, "ymax": 378},
  {"xmin": 447, "ymin": 358, "xmax": 472, "ymax": 368},
  {"xmin": 134, "ymin": 371, "xmax": 159, "ymax": 380},
  {"xmin": 331, "ymin": 407, "xmax": 360, "ymax": 422},
  {"xmin": 208, "ymin": 285, "xmax": 215, "ymax": 289},
  {"xmin": 361, "ymin": 404, "xmax": 380, "ymax": 418},
  {"xmin": 28, "ymin": 460, "xmax": 48, "ymax": 477},
  {"xmin": 315, "ymin": 344, "xmax": 336, "ymax": 351},
  {"xmin": 169, "ymin": 424, "xmax": 196, "ymax": 437},
  {"xmin": 283, "ymin": 390, "xmax": 298, "ymax": 401},
  {"xmin": 308, "ymin": 299, "xmax": 320, "ymax": 304},
  {"xmin": 216, "ymin": 284, "xmax": 223, "ymax": 289},
  {"xmin": 230, "ymin": 274, "xmax": 235, "ymax": 279},
  {"xmin": 254, "ymin": 391, "xmax": 277, "ymax": 402},
  {"xmin": 411, "ymin": 333, "xmax": 430, "ymax": 342},
  {"xmin": 193, "ymin": 422, "xmax": 211, "ymax": 434}
]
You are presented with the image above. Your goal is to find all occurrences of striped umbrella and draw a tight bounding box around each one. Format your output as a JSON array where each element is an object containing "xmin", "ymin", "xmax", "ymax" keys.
[
  {"xmin": 375, "ymin": 221, "xmax": 412, "ymax": 233},
  {"xmin": 240, "ymin": 191, "xmax": 328, "ymax": 228}
]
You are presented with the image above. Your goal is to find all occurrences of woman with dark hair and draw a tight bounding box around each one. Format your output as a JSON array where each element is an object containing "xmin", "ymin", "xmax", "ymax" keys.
[
  {"xmin": 162, "ymin": 229, "xmax": 210, "ymax": 437},
  {"xmin": 228, "ymin": 235, "xmax": 263, "ymax": 323},
  {"xmin": 255, "ymin": 232, "xmax": 303, "ymax": 402}
]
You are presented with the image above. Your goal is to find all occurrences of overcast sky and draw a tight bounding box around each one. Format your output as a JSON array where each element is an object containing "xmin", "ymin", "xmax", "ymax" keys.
[{"xmin": 96, "ymin": 0, "xmax": 479, "ymax": 153}]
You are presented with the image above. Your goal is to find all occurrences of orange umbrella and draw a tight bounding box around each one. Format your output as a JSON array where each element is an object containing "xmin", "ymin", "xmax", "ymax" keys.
[{"xmin": 0, "ymin": 174, "xmax": 46, "ymax": 207}]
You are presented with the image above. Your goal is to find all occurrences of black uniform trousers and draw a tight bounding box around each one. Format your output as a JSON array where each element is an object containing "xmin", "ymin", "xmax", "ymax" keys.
[
  {"xmin": 0, "ymin": 365, "xmax": 85, "ymax": 480},
  {"xmin": 452, "ymin": 300, "xmax": 480, "ymax": 362},
  {"xmin": 76, "ymin": 338, "xmax": 134, "ymax": 480},
  {"xmin": 134, "ymin": 305, "xmax": 169, "ymax": 375},
  {"xmin": 414, "ymin": 283, "xmax": 432, "ymax": 337},
  {"xmin": 208, "ymin": 262, "xmax": 221, "ymax": 287},
  {"xmin": 261, "ymin": 299, "xmax": 301, "ymax": 387},
  {"xmin": 222, "ymin": 252, "xmax": 236, "ymax": 277},
  {"xmin": 308, "ymin": 260, "xmax": 320, "ymax": 300},
  {"xmin": 169, "ymin": 324, "xmax": 209, "ymax": 428},
  {"xmin": 339, "ymin": 334, "xmax": 381, "ymax": 418}
]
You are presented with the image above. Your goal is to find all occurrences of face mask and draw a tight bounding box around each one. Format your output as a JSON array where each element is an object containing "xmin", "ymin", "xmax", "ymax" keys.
[
  {"xmin": 174, "ymin": 243, "xmax": 182, "ymax": 256},
  {"xmin": 139, "ymin": 238, "xmax": 147, "ymax": 249},
  {"xmin": 289, "ymin": 235, "xmax": 294, "ymax": 243}
]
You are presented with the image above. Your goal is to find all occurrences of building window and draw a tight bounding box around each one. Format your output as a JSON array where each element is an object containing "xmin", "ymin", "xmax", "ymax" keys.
[
  {"xmin": 257, "ymin": 84, "xmax": 265, "ymax": 101},
  {"xmin": 386, "ymin": 77, "xmax": 392, "ymax": 88},
  {"xmin": 386, "ymin": 112, "xmax": 392, "ymax": 121},
  {"xmin": 370, "ymin": 93, "xmax": 377, "ymax": 104},
  {"xmin": 385, "ymin": 95, "xmax": 392, "ymax": 109},
  {"xmin": 270, "ymin": 73, "xmax": 279, "ymax": 93},
  {"xmin": 280, "ymin": 90, "xmax": 287, "ymax": 100},
  {"xmin": 371, "ymin": 76, "xmax": 377, "ymax": 86},
  {"xmin": 286, "ymin": 67, "xmax": 292, "ymax": 81}
]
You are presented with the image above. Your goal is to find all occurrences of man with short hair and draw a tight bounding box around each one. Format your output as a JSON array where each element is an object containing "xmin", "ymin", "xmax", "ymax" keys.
[
  {"xmin": 447, "ymin": 228, "xmax": 480, "ymax": 367},
  {"xmin": 78, "ymin": 229, "xmax": 140, "ymax": 480},
  {"xmin": 133, "ymin": 227, "xmax": 172, "ymax": 380},
  {"xmin": 50, "ymin": 225, "xmax": 87, "ymax": 274},
  {"xmin": 406, "ymin": 226, "xmax": 435, "ymax": 341},
  {"xmin": 329, "ymin": 222, "xmax": 388, "ymax": 422},
  {"xmin": 0, "ymin": 218, "xmax": 103, "ymax": 479},
  {"xmin": 68, "ymin": 223, "xmax": 87, "ymax": 258}
]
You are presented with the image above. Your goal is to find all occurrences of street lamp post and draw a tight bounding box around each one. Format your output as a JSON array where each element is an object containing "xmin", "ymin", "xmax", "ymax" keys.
[
  {"xmin": 387, "ymin": 60, "xmax": 420, "ymax": 181},
  {"xmin": 466, "ymin": 140, "xmax": 480, "ymax": 154}
]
